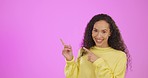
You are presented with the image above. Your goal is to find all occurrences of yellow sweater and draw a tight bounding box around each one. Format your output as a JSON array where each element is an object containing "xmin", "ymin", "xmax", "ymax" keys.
[{"xmin": 64, "ymin": 46, "xmax": 127, "ymax": 78}]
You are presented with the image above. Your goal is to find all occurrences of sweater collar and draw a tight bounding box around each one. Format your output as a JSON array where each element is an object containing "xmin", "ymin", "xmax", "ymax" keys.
[{"xmin": 92, "ymin": 46, "xmax": 112, "ymax": 50}]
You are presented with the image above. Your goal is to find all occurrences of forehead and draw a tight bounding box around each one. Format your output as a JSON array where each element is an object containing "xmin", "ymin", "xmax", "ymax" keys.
[{"xmin": 93, "ymin": 20, "xmax": 110, "ymax": 30}]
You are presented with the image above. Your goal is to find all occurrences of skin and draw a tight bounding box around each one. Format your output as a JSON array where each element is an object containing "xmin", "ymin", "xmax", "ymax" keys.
[
  {"xmin": 61, "ymin": 20, "xmax": 111, "ymax": 63},
  {"xmin": 60, "ymin": 39, "xmax": 73, "ymax": 61},
  {"xmin": 92, "ymin": 20, "xmax": 111, "ymax": 48}
]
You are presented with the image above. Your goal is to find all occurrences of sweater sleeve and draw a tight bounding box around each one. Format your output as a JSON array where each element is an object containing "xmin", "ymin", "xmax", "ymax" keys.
[
  {"xmin": 64, "ymin": 49, "xmax": 82, "ymax": 78},
  {"xmin": 93, "ymin": 53, "xmax": 127, "ymax": 78}
]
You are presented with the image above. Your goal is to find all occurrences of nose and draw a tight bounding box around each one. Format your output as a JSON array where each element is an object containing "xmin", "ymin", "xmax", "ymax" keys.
[{"xmin": 95, "ymin": 32, "xmax": 102, "ymax": 38}]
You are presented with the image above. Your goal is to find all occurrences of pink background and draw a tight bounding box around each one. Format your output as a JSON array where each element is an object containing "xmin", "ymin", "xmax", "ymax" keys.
[{"xmin": 0, "ymin": 0, "xmax": 148, "ymax": 78}]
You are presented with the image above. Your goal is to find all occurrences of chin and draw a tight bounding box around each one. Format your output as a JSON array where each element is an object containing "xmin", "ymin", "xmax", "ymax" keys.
[{"xmin": 96, "ymin": 43, "xmax": 103, "ymax": 47}]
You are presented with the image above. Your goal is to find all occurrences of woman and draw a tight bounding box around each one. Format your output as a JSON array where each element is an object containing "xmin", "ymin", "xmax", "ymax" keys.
[{"xmin": 61, "ymin": 14, "xmax": 130, "ymax": 78}]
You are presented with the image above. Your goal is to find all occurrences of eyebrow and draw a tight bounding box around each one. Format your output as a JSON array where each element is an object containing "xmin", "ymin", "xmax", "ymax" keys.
[
  {"xmin": 93, "ymin": 28, "xmax": 97, "ymax": 30},
  {"xmin": 93, "ymin": 28, "xmax": 108, "ymax": 31}
]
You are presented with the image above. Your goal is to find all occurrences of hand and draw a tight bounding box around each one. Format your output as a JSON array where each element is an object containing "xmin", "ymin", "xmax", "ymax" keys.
[
  {"xmin": 83, "ymin": 47, "xmax": 99, "ymax": 63},
  {"xmin": 60, "ymin": 39, "xmax": 73, "ymax": 61}
]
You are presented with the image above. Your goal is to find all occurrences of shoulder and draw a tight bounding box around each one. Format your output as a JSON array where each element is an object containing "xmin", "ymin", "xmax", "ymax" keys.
[
  {"xmin": 110, "ymin": 48, "xmax": 127, "ymax": 59},
  {"xmin": 77, "ymin": 47, "xmax": 83, "ymax": 57}
]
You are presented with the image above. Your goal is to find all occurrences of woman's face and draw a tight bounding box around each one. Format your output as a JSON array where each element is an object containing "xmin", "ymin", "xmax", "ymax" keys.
[{"xmin": 92, "ymin": 20, "xmax": 111, "ymax": 48}]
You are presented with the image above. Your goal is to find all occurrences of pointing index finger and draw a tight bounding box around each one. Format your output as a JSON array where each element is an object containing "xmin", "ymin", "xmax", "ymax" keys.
[
  {"xmin": 82, "ymin": 47, "xmax": 92, "ymax": 54},
  {"xmin": 60, "ymin": 38, "xmax": 65, "ymax": 46}
]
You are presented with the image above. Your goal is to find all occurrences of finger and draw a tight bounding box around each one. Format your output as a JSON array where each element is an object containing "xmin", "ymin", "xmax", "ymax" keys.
[
  {"xmin": 64, "ymin": 45, "xmax": 71, "ymax": 49},
  {"xmin": 87, "ymin": 56, "xmax": 91, "ymax": 62},
  {"xmin": 82, "ymin": 47, "xmax": 92, "ymax": 54},
  {"xmin": 62, "ymin": 48, "xmax": 71, "ymax": 53},
  {"xmin": 60, "ymin": 38, "xmax": 65, "ymax": 46},
  {"xmin": 64, "ymin": 45, "xmax": 69, "ymax": 48},
  {"xmin": 68, "ymin": 45, "xmax": 72, "ymax": 49}
]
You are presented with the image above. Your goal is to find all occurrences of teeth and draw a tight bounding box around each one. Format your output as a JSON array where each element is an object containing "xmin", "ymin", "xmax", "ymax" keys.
[
  {"xmin": 96, "ymin": 39, "xmax": 103, "ymax": 43},
  {"xmin": 98, "ymin": 40, "xmax": 101, "ymax": 41}
]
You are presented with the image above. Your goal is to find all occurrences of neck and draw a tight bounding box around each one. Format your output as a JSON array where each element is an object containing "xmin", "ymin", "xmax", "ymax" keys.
[{"xmin": 96, "ymin": 44, "xmax": 109, "ymax": 48}]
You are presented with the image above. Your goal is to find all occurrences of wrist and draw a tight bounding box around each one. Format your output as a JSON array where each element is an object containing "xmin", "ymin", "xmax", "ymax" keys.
[{"xmin": 66, "ymin": 56, "xmax": 73, "ymax": 61}]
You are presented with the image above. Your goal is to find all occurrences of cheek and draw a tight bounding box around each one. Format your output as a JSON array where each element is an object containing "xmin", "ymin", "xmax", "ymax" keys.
[
  {"xmin": 104, "ymin": 34, "xmax": 110, "ymax": 39},
  {"xmin": 92, "ymin": 32, "xmax": 95, "ymax": 37},
  {"xmin": 92, "ymin": 34, "xmax": 96, "ymax": 41}
]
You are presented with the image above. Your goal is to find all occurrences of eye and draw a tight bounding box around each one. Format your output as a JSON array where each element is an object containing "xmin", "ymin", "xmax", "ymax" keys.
[
  {"xmin": 102, "ymin": 30, "xmax": 107, "ymax": 33},
  {"xmin": 93, "ymin": 29, "xmax": 98, "ymax": 32}
]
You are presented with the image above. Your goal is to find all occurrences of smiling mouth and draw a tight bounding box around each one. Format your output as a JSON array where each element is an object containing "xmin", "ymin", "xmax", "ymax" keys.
[{"xmin": 95, "ymin": 39, "xmax": 103, "ymax": 43}]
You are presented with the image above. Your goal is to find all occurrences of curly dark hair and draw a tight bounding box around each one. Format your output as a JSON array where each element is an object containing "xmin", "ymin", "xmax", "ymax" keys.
[{"xmin": 81, "ymin": 14, "xmax": 131, "ymax": 70}]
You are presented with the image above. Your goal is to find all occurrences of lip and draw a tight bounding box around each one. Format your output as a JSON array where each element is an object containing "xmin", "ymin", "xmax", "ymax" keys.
[{"xmin": 95, "ymin": 39, "xmax": 103, "ymax": 43}]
